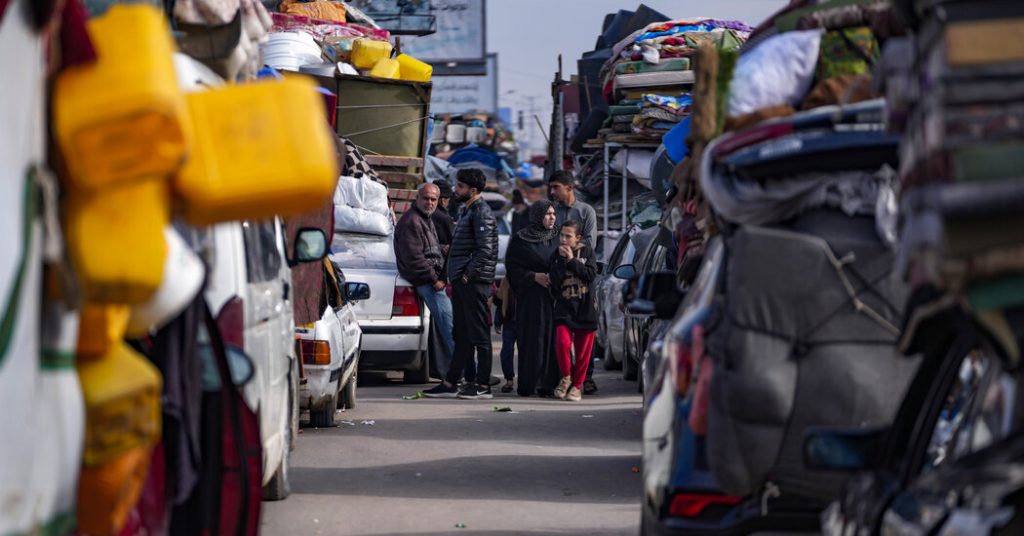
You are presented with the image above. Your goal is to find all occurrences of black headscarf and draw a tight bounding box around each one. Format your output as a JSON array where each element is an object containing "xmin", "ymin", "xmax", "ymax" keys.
[{"xmin": 516, "ymin": 200, "xmax": 557, "ymax": 243}]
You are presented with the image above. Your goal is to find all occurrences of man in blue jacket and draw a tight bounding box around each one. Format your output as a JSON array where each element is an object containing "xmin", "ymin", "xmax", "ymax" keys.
[{"xmin": 424, "ymin": 169, "xmax": 499, "ymax": 399}]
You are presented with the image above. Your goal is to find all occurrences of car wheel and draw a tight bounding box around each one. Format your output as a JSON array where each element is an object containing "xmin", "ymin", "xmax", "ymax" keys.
[
  {"xmin": 623, "ymin": 337, "xmax": 638, "ymax": 381},
  {"xmin": 403, "ymin": 350, "xmax": 430, "ymax": 384},
  {"xmin": 341, "ymin": 374, "xmax": 357, "ymax": 409},
  {"xmin": 263, "ymin": 407, "xmax": 292, "ymax": 501},
  {"xmin": 310, "ymin": 381, "xmax": 338, "ymax": 428}
]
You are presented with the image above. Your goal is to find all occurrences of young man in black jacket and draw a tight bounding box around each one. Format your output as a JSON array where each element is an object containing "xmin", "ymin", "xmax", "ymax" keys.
[
  {"xmin": 423, "ymin": 169, "xmax": 499, "ymax": 399},
  {"xmin": 394, "ymin": 183, "xmax": 455, "ymax": 378}
]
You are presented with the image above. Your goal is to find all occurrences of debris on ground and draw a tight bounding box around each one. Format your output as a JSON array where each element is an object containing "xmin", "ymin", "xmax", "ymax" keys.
[
  {"xmin": 582, "ymin": 415, "xmax": 594, "ymax": 418},
  {"xmin": 455, "ymin": 523, "xmax": 466, "ymax": 529},
  {"xmin": 361, "ymin": 420, "xmax": 376, "ymax": 426},
  {"xmin": 340, "ymin": 420, "xmax": 356, "ymax": 426},
  {"xmin": 401, "ymin": 392, "xmax": 424, "ymax": 400},
  {"xmin": 492, "ymin": 406, "xmax": 513, "ymax": 412}
]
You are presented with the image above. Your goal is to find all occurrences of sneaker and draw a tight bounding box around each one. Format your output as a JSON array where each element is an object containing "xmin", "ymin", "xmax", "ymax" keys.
[
  {"xmin": 457, "ymin": 384, "xmax": 493, "ymax": 400},
  {"xmin": 583, "ymin": 379, "xmax": 598, "ymax": 395},
  {"xmin": 553, "ymin": 376, "xmax": 572, "ymax": 400},
  {"xmin": 422, "ymin": 382, "xmax": 459, "ymax": 398},
  {"xmin": 566, "ymin": 386, "xmax": 582, "ymax": 402},
  {"xmin": 500, "ymin": 380, "xmax": 514, "ymax": 393}
]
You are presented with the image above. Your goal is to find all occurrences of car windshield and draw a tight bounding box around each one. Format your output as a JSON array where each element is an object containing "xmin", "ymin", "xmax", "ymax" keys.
[{"xmin": 330, "ymin": 232, "xmax": 396, "ymax": 271}]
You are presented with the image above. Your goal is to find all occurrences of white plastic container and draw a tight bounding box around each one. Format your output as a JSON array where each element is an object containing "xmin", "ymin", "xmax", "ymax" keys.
[
  {"xmin": 262, "ymin": 31, "xmax": 322, "ymax": 72},
  {"xmin": 445, "ymin": 124, "xmax": 466, "ymax": 144},
  {"xmin": 466, "ymin": 126, "xmax": 487, "ymax": 144}
]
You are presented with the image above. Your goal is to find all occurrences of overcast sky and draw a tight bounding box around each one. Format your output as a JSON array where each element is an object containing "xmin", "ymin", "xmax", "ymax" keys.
[{"xmin": 485, "ymin": 0, "xmax": 788, "ymax": 153}]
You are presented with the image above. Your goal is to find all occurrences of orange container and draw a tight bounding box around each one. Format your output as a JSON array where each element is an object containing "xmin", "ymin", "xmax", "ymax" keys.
[
  {"xmin": 76, "ymin": 304, "xmax": 130, "ymax": 360},
  {"xmin": 53, "ymin": 5, "xmax": 188, "ymax": 189},
  {"xmin": 76, "ymin": 446, "xmax": 152, "ymax": 536},
  {"xmin": 174, "ymin": 77, "xmax": 339, "ymax": 225}
]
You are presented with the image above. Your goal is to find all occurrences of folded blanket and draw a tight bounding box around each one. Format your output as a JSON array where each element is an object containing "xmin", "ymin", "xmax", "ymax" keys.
[{"xmin": 615, "ymin": 57, "xmax": 691, "ymax": 75}]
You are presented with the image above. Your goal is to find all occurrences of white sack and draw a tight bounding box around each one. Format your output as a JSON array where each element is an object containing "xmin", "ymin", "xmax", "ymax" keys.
[{"xmin": 728, "ymin": 30, "xmax": 822, "ymax": 117}]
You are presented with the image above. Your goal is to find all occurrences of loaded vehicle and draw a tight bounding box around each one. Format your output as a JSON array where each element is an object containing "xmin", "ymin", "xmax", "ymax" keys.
[
  {"xmin": 331, "ymin": 232, "xmax": 432, "ymax": 383},
  {"xmin": 621, "ymin": 225, "xmax": 672, "ymax": 383},
  {"xmin": 808, "ymin": 307, "xmax": 1024, "ymax": 536},
  {"xmin": 638, "ymin": 100, "xmax": 920, "ymax": 534},
  {"xmin": 187, "ymin": 217, "xmax": 318, "ymax": 501},
  {"xmin": 295, "ymin": 258, "xmax": 368, "ymax": 428}
]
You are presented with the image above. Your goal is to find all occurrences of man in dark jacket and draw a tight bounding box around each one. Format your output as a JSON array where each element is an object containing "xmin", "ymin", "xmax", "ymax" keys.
[
  {"xmin": 424, "ymin": 169, "xmax": 498, "ymax": 399},
  {"xmin": 432, "ymin": 180, "xmax": 455, "ymax": 252},
  {"xmin": 394, "ymin": 183, "xmax": 455, "ymax": 378}
]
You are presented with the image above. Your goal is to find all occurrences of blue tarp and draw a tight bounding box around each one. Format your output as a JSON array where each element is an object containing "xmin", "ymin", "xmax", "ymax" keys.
[{"xmin": 663, "ymin": 116, "xmax": 691, "ymax": 164}]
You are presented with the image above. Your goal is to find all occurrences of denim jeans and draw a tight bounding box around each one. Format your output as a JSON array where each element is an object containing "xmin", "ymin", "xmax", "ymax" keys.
[{"xmin": 416, "ymin": 284, "xmax": 455, "ymax": 378}]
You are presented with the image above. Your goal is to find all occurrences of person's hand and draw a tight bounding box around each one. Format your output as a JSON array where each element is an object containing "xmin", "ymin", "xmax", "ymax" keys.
[
  {"xmin": 495, "ymin": 323, "xmax": 503, "ymax": 335},
  {"xmin": 558, "ymin": 245, "xmax": 573, "ymax": 259},
  {"xmin": 433, "ymin": 280, "xmax": 446, "ymax": 291},
  {"xmin": 535, "ymin": 273, "xmax": 550, "ymax": 288}
]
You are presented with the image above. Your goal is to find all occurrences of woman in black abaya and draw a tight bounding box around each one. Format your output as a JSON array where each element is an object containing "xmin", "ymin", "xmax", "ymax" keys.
[{"xmin": 506, "ymin": 200, "xmax": 561, "ymax": 397}]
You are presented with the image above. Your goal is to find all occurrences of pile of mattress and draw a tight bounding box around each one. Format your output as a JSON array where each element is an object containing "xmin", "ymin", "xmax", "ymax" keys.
[
  {"xmin": 880, "ymin": 0, "xmax": 1024, "ymax": 350},
  {"xmin": 593, "ymin": 19, "xmax": 750, "ymax": 144}
]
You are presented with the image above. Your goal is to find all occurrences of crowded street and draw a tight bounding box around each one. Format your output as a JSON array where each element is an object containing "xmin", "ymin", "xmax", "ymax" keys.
[
  {"xmin": 5, "ymin": 0, "xmax": 1024, "ymax": 535},
  {"xmin": 262, "ymin": 362, "xmax": 642, "ymax": 535}
]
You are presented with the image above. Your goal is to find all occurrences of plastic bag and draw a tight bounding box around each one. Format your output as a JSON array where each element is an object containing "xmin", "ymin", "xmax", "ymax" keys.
[
  {"xmin": 727, "ymin": 30, "xmax": 822, "ymax": 117},
  {"xmin": 333, "ymin": 175, "xmax": 393, "ymax": 235}
]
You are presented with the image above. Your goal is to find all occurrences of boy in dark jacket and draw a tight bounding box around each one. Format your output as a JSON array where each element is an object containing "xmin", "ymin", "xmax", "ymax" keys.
[{"xmin": 549, "ymin": 220, "xmax": 598, "ymax": 401}]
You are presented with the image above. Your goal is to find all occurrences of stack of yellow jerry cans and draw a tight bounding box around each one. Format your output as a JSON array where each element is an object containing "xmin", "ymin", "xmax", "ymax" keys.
[
  {"xmin": 52, "ymin": 5, "xmax": 338, "ymax": 534},
  {"xmin": 351, "ymin": 37, "xmax": 433, "ymax": 82}
]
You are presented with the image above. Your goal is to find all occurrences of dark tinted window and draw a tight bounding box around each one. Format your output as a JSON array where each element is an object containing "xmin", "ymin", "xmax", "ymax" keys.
[{"xmin": 242, "ymin": 220, "xmax": 282, "ymax": 283}]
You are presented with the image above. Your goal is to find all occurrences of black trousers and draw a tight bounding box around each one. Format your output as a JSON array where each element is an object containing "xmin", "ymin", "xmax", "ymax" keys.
[{"xmin": 446, "ymin": 281, "xmax": 492, "ymax": 386}]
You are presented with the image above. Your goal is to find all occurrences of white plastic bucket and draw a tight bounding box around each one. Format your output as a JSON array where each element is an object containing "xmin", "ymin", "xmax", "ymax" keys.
[
  {"xmin": 262, "ymin": 31, "xmax": 321, "ymax": 71},
  {"xmin": 466, "ymin": 127, "xmax": 487, "ymax": 144},
  {"xmin": 446, "ymin": 124, "xmax": 466, "ymax": 144}
]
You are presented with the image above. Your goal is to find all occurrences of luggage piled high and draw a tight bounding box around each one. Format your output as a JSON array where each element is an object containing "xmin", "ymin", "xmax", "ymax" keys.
[
  {"xmin": 686, "ymin": 0, "xmax": 921, "ymax": 500},
  {"xmin": 879, "ymin": 0, "xmax": 1024, "ymax": 354}
]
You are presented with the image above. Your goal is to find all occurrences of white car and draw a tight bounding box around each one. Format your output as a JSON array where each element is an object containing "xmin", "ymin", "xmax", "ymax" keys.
[
  {"xmin": 296, "ymin": 259, "xmax": 367, "ymax": 428},
  {"xmin": 495, "ymin": 210, "xmax": 512, "ymax": 282},
  {"xmin": 187, "ymin": 218, "xmax": 310, "ymax": 501},
  {"xmin": 330, "ymin": 232, "xmax": 432, "ymax": 383}
]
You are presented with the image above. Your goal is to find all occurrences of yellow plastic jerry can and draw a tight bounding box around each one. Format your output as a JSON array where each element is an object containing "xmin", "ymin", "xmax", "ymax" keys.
[
  {"xmin": 77, "ymin": 445, "xmax": 152, "ymax": 536},
  {"xmin": 174, "ymin": 77, "xmax": 339, "ymax": 225},
  {"xmin": 77, "ymin": 304, "xmax": 131, "ymax": 360},
  {"xmin": 65, "ymin": 178, "xmax": 170, "ymax": 304},
  {"xmin": 397, "ymin": 54, "xmax": 432, "ymax": 82},
  {"xmin": 351, "ymin": 38, "xmax": 393, "ymax": 69},
  {"xmin": 369, "ymin": 58, "xmax": 400, "ymax": 79},
  {"xmin": 77, "ymin": 341, "xmax": 162, "ymax": 467},
  {"xmin": 53, "ymin": 4, "xmax": 188, "ymax": 189}
]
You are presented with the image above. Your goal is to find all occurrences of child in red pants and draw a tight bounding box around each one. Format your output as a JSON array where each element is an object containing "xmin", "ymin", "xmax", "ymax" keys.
[{"xmin": 549, "ymin": 220, "xmax": 598, "ymax": 401}]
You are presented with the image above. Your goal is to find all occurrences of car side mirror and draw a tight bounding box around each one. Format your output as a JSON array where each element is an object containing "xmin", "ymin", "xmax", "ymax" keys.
[
  {"xmin": 803, "ymin": 426, "xmax": 888, "ymax": 471},
  {"xmin": 613, "ymin": 264, "xmax": 636, "ymax": 280},
  {"xmin": 291, "ymin": 227, "xmax": 328, "ymax": 265},
  {"xmin": 344, "ymin": 282, "xmax": 371, "ymax": 302}
]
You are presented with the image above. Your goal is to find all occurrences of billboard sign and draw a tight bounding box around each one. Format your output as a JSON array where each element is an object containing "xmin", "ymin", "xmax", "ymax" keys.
[
  {"xmin": 430, "ymin": 54, "xmax": 497, "ymax": 115},
  {"xmin": 403, "ymin": 0, "xmax": 485, "ymax": 63}
]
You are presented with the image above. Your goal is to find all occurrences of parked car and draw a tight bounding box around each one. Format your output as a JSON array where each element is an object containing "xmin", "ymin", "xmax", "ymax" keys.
[
  {"xmin": 295, "ymin": 258, "xmax": 368, "ymax": 428},
  {"xmin": 189, "ymin": 218, "xmax": 308, "ymax": 501},
  {"xmin": 595, "ymin": 226, "xmax": 649, "ymax": 372},
  {"xmin": 640, "ymin": 237, "xmax": 825, "ymax": 535},
  {"xmin": 495, "ymin": 209, "xmax": 512, "ymax": 282},
  {"xmin": 330, "ymin": 232, "xmax": 432, "ymax": 383},
  {"xmin": 808, "ymin": 310, "xmax": 1024, "ymax": 536},
  {"xmin": 622, "ymin": 225, "xmax": 672, "ymax": 382}
]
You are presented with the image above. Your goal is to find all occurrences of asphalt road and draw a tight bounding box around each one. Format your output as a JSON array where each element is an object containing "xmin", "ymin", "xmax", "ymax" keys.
[{"xmin": 261, "ymin": 353, "xmax": 644, "ymax": 536}]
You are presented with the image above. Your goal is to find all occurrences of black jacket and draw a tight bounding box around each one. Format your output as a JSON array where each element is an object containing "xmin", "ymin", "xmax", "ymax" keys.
[
  {"xmin": 550, "ymin": 244, "xmax": 598, "ymax": 330},
  {"xmin": 394, "ymin": 206, "xmax": 444, "ymax": 286},
  {"xmin": 431, "ymin": 209, "xmax": 454, "ymax": 251},
  {"xmin": 447, "ymin": 198, "xmax": 498, "ymax": 284}
]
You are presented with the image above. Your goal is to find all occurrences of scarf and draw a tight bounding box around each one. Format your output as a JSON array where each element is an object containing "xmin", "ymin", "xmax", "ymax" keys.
[{"xmin": 516, "ymin": 200, "xmax": 557, "ymax": 243}]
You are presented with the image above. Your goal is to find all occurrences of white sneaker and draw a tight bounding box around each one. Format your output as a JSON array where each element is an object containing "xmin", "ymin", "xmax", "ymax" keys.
[
  {"xmin": 566, "ymin": 386, "xmax": 582, "ymax": 402},
  {"xmin": 553, "ymin": 376, "xmax": 572, "ymax": 400}
]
